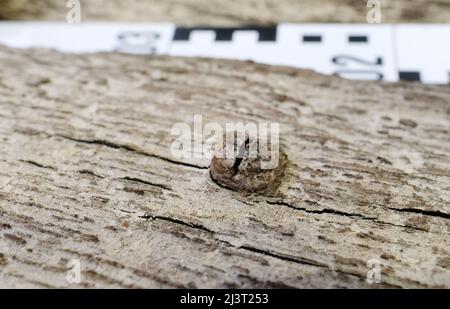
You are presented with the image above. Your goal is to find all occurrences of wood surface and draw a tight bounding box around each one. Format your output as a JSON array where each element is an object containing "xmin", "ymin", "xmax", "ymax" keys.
[{"xmin": 0, "ymin": 45, "xmax": 449, "ymax": 288}]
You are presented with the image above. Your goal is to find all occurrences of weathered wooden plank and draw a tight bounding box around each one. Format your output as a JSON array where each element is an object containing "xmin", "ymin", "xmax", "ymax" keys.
[{"xmin": 0, "ymin": 46, "xmax": 449, "ymax": 288}]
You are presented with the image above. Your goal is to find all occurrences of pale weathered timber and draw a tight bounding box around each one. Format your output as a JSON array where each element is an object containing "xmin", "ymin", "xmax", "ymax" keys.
[
  {"xmin": 0, "ymin": 45, "xmax": 449, "ymax": 288},
  {"xmin": 1, "ymin": 0, "xmax": 450, "ymax": 24}
]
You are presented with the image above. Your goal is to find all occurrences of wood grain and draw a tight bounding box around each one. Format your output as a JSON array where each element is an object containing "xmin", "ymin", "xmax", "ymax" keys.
[{"xmin": 0, "ymin": 46, "xmax": 449, "ymax": 288}]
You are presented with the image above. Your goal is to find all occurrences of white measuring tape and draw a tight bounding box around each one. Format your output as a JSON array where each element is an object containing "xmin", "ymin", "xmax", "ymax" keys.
[{"xmin": 0, "ymin": 22, "xmax": 449, "ymax": 85}]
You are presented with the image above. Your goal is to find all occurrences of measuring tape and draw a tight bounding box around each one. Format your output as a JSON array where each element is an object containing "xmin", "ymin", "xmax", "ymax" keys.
[{"xmin": 0, "ymin": 22, "xmax": 449, "ymax": 85}]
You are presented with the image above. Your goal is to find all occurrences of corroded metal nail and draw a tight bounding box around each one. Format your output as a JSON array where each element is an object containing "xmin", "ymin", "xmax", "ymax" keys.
[{"xmin": 210, "ymin": 131, "xmax": 287, "ymax": 195}]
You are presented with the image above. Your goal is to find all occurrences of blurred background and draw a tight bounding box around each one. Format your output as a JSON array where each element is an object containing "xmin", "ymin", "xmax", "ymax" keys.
[{"xmin": 1, "ymin": 0, "xmax": 450, "ymax": 24}]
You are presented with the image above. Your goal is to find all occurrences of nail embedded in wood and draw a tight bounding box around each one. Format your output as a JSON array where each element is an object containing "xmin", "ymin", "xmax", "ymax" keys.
[{"xmin": 210, "ymin": 131, "xmax": 287, "ymax": 195}]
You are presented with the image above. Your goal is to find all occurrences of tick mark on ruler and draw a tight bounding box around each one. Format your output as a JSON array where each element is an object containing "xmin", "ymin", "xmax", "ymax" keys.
[
  {"xmin": 399, "ymin": 71, "xmax": 421, "ymax": 82},
  {"xmin": 349, "ymin": 35, "xmax": 368, "ymax": 43},
  {"xmin": 303, "ymin": 35, "xmax": 322, "ymax": 43}
]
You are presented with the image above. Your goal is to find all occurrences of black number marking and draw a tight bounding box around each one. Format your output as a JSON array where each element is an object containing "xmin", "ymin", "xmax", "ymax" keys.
[
  {"xmin": 332, "ymin": 55, "xmax": 384, "ymax": 81},
  {"xmin": 333, "ymin": 55, "xmax": 383, "ymax": 67}
]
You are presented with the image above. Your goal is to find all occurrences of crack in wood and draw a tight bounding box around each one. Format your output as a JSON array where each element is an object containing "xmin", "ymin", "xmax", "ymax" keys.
[
  {"xmin": 118, "ymin": 176, "xmax": 172, "ymax": 191},
  {"xmin": 238, "ymin": 245, "xmax": 326, "ymax": 268},
  {"xmin": 54, "ymin": 133, "xmax": 208, "ymax": 170},
  {"xmin": 232, "ymin": 136, "xmax": 249, "ymax": 176},
  {"xmin": 19, "ymin": 160, "xmax": 56, "ymax": 170},
  {"xmin": 267, "ymin": 200, "xmax": 371, "ymax": 219},
  {"xmin": 137, "ymin": 212, "xmax": 362, "ymax": 277},
  {"xmin": 138, "ymin": 213, "xmax": 213, "ymax": 234},
  {"xmin": 267, "ymin": 201, "xmax": 430, "ymax": 231},
  {"xmin": 388, "ymin": 207, "xmax": 450, "ymax": 220}
]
